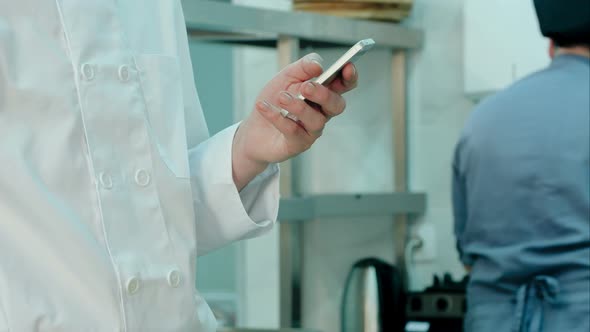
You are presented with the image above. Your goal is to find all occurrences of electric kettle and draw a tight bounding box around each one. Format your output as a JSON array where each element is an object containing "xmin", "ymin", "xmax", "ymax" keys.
[{"xmin": 341, "ymin": 258, "xmax": 405, "ymax": 332}]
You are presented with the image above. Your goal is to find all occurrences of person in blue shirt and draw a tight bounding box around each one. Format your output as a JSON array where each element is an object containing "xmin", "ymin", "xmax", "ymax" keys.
[{"xmin": 452, "ymin": 1, "xmax": 590, "ymax": 331}]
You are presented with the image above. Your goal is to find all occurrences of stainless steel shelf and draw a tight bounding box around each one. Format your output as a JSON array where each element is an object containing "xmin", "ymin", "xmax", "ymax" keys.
[
  {"xmin": 279, "ymin": 193, "xmax": 426, "ymax": 221},
  {"xmin": 182, "ymin": 0, "xmax": 423, "ymax": 49}
]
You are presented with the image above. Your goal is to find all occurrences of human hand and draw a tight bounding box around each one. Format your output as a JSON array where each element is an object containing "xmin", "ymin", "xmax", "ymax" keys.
[{"xmin": 231, "ymin": 53, "xmax": 358, "ymax": 190}]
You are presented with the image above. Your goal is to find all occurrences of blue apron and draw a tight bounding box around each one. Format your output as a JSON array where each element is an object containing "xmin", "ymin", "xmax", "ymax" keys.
[{"xmin": 465, "ymin": 275, "xmax": 589, "ymax": 332}]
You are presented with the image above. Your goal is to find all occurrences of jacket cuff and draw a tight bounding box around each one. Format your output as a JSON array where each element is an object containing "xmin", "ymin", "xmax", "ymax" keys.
[{"xmin": 189, "ymin": 123, "xmax": 279, "ymax": 255}]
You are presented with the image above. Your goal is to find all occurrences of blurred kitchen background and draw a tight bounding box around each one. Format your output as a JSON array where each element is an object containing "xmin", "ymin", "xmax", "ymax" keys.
[{"xmin": 186, "ymin": 0, "xmax": 550, "ymax": 331}]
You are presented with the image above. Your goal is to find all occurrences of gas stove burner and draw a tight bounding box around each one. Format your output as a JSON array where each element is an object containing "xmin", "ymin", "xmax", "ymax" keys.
[{"xmin": 404, "ymin": 273, "xmax": 468, "ymax": 332}]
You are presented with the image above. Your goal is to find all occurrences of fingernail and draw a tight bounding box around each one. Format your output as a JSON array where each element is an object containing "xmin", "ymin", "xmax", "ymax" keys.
[
  {"xmin": 304, "ymin": 53, "xmax": 324, "ymax": 69},
  {"xmin": 305, "ymin": 82, "xmax": 316, "ymax": 94},
  {"xmin": 350, "ymin": 65, "xmax": 357, "ymax": 79},
  {"xmin": 279, "ymin": 91, "xmax": 293, "ymax": 105}
]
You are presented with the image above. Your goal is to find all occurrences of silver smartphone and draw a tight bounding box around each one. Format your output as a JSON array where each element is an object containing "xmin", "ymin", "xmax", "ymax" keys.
[
  {"xmin": 280, "ymin": 38, "xmax": 376, "ymax": 121},
  {"xmin": 312, "ymin": 38, "xmax": 376, "ymax": 86}
]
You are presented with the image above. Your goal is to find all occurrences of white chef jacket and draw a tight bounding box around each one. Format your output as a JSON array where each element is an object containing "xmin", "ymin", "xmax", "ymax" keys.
[{"xmin": 0, "ymin": 1, "xmax": 279, "ymax": 331}]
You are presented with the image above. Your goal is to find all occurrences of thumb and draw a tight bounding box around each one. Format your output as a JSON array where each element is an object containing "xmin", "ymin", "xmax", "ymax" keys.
[{"xmin": 280, "ymin": 53, "xmax": 324, "ymax": 82}]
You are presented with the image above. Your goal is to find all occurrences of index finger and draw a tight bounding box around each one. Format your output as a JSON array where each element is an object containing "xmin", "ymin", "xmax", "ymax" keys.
[{"xmin": 280, "ymin": 53, "xmax": 324, "ymax": 82}]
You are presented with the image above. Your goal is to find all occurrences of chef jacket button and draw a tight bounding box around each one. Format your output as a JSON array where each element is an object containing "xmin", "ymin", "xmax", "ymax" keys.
[
  {"xmin": 134, "ymin": 169, "xmax": 151, "ymax": 187},
  {"xmin": 126, "ymin": 276, "xmax": 140, "ymax": 295},
  {"xmin": 167, "ymin": 269, "xmax": 181, "ymax": 288},
  {"xmin": 98, "ymin": 172, "xmax": 113, "ymax": 189},
  {"xmin": 118, "ymin": 65, "xmax": 130, "ymax": 82},
  {"xmin": 81, "ymin": 63, "xmax": 95, "ymax": 81}
]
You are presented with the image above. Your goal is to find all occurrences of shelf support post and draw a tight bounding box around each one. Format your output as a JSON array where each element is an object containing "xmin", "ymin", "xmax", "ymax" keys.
[
  {"xmin": 392, "ymin": 50, "xmax": 411, "ymax": 288},
  {"xmin": 277, "ymin": 35, "xmax": 304, "ymax": 329}
]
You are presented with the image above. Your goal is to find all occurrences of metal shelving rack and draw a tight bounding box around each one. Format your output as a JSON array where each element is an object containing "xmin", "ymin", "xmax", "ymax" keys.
[{"xmin": 181, "ymin": 0, "xmax": 425, "ymax": 328}]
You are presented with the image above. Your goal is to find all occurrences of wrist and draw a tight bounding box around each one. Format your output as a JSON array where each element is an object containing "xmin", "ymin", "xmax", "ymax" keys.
[{"xmin": 232, "ymin": 124, "xmax": 269, "ymax": 191}]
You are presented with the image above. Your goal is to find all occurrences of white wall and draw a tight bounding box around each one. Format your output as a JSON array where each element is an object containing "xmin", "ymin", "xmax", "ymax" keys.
[
  {"xmin": 231, "ymin": 0, "xmax": 472, "ymax": 331},
  {"xmin": 464, "ymin": 0, "xmax": 549, "ymax": 99},
  {"xmin": 298, "ymin": 47, "xmax": 397, "ymax": 331},
  {"xmin": 405, "ymin": 0, "xmax": 472, "ymax": 291}
]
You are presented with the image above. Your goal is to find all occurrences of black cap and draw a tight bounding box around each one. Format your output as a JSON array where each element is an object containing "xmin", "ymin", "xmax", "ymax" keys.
[{"xmin": 533, "ymin": 0, "xmax": 590, "ymax": 46}]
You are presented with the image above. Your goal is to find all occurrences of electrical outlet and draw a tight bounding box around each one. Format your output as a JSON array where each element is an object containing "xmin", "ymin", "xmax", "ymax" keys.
[{"xmin": 412, "ymin": 223, "xmax": 437, "ymax": 262}]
